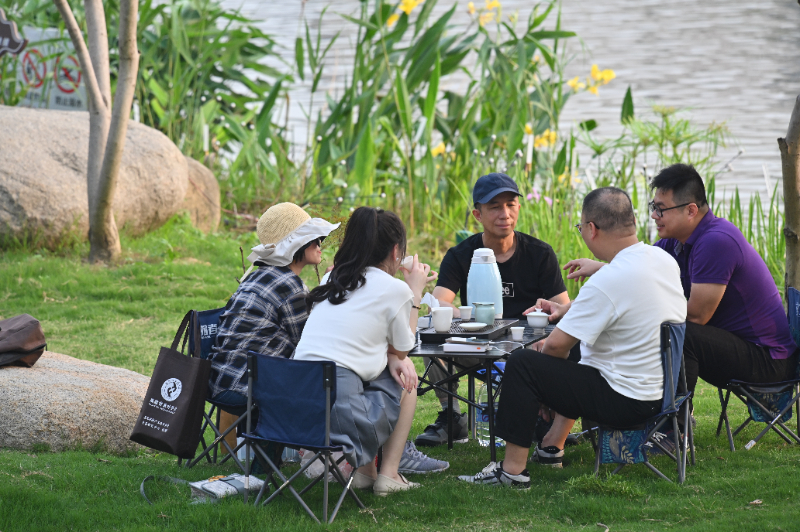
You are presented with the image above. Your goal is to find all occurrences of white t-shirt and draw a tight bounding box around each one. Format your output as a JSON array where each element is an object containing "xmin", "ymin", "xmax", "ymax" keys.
[
  {"xmin": 294, "ymin": 267, "xmax": 417, "ymax": 382},
  {"xmin": 557, "ymin": 242, "xmax": 687, "ymax": 401}
]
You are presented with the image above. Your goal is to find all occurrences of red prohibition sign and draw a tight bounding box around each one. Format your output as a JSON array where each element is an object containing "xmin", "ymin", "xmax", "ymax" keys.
[
  {"xmin": 21, "ymin": 49, "xmax": 46, "ymax": 89},
  {"xmin": 55, "ymin": 55, "xmax": 81, "ymax": 94}
]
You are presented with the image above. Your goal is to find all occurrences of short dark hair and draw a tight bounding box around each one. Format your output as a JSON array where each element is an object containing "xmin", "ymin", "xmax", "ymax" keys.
[
  {"xmin": 650, "ymin": 164, "xmax": 708, "ymax": 207},
  {"xmin": 582, "ymin": 187, "xmax": 636, "ymax": 234},
  {"xmin": 292, "ymin": 238, "xmax": 318, "ymax": 264}
]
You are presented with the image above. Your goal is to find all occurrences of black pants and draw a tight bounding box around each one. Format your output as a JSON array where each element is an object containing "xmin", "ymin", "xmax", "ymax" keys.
[
  {"xmin": 495, "ymin": 349, "xmax": 661, "ymax": 449},
  {"xmin": 683, "ymin": 322, "xmax": 798, "ymax": 392}
]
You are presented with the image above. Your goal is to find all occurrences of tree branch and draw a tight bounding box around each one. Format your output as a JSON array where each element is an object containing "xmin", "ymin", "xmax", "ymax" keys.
[
  {"xmin": 53, "ymin": 0, "xmax": 106, "ymax": 113},
  {"xmin": 84, "ymin": 0, "xmax": 111, "ymax": 108}
]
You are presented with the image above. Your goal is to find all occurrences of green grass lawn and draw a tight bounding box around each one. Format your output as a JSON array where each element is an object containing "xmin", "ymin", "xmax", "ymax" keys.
[{"xmin": 2, "ymin": 217, "xmax": 799, "ymax": 531}]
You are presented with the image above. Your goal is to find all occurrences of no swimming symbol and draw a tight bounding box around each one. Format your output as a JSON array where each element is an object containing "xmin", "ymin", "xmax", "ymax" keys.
[{"xmin": 55, "ymin": 55, "xmax": 81, "ymax": 94}]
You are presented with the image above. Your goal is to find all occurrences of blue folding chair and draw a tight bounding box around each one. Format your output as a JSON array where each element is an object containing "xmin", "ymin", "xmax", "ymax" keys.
[
  {"xmin": 716, "ymin": 287, "xmax": 800, "ymax": 450},
  {"xmin": 594, "ymin": 322, "xmax": 694, "ymax": 483},
  {"xmin": 241, "ymin": 353, "xmax": 365, "ymax": 524},
  {"xmin": 178, "ymin": 307, "xmax": 252, "ymax": 471}
]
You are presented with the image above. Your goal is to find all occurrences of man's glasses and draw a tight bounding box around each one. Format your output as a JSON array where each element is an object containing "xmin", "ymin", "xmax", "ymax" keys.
[
  {"xmin": 648, "ymin": 200, "xmax": 692, "ymax": 218},
  {"xmin": 574, "ymin": 221, "xmax": 600, "ymax": 233}
]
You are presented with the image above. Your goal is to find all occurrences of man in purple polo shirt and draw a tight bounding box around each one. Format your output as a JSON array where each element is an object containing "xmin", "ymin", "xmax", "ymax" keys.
[{"xmin": 648, "ymin": 164, "xmax": 797, "ymax": 399}]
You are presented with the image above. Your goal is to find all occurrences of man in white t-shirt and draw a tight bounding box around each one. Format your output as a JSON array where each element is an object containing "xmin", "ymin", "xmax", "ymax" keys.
[{"xmin": 460, "ymin": 187, "xmax": 687, "ymax": 489}]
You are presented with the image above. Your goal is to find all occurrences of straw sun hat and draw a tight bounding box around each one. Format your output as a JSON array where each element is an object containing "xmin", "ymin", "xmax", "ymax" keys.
[{"xmin": 246, "ymin": 203, "xmax": 340, "ymax": 268}]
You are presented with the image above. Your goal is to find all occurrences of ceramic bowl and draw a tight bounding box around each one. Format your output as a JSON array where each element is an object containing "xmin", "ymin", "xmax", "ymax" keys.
[{"xmin": 526, "ymin": 312, "xmax": 549, "ymax": 328}]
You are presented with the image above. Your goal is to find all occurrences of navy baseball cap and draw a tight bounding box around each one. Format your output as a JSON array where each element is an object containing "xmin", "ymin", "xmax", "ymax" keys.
[{"xmin": 472, "ymin": 172, "xmax": 521, "ymax": 205}]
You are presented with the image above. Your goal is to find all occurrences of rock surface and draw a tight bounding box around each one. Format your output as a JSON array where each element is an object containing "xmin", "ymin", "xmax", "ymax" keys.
[
  {"xmin": 0, "ymin": 351, "xmax": 149, "ymax": 454},
  {"xmin": 182, "ymin": 156, "xmax": 221, "ymax": 233},
  {"xmin": 0, "ymin": 105, "xmax": 190, "ymax": 244}
]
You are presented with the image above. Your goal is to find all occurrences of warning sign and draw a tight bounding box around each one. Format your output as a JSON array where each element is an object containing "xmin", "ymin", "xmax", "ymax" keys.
[
  {"xmin": 21, "ymin": 48, "xmax": 45, "ymax": 88},
  {"xmin": 54, "ymin": 54, "xmax": 81, "ymax": 93},
  {"xmin": 16, "ymin": 27, "xmax": 86, "ymax": 112}
]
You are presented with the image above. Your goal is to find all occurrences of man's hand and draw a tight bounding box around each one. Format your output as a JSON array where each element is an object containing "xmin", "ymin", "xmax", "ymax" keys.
[
  {"xmin": 388, "ymin": 353, "xmax": 418, "ymax": 393},
  {"xmin": 523, "ymin": 299, "xmax": 570, "ymax": 323},
  {"xmin": 432, "ymin": 286, "xmax": 461, "ymax": 318},
  {"xmin": 563, "ymin": 258, "xmax": 604, "ymax": 281}
]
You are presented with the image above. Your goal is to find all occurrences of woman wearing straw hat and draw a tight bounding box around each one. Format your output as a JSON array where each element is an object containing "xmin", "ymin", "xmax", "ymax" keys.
[{"xmin": 207, "ymin": 202, "xmax": 339, "ymax": 411}]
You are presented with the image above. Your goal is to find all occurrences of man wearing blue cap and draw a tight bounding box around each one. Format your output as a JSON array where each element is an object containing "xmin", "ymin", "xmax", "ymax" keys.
[{"xmin": 414, "ymin": 172, "xmax": 571, "ymax": 447}]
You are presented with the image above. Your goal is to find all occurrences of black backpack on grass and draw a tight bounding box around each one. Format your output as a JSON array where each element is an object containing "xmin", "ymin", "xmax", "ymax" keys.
[{"xmin": 0, "ymin": 314, "xmax": 47, "ymax": 368}]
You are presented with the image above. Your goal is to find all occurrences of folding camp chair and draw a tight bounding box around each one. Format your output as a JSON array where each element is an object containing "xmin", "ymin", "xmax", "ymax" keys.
[
  {"xmin": 177, "ymin": 307, "xmax": 252, "ymax": 471},
  {"xmin": 594, "ymin": 322, "xmax": 694, "ymax": 483},
  {"xmin": 716, "ymin": 287, "xmax": 800, "ymax": 451},
  {"xmin": 241, "ymin": 353, "xmax": 365, "ymax": 524}
]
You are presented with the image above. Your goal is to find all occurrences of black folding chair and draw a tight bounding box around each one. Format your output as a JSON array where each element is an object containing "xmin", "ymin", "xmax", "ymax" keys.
[
  {"xmin": 241, "ymin": 353, "xmax": 365, "ymax": 524},
  {"xmin": 177, "ymin": 307, "xmax": 252, "ymax": 471},
  {"xmin": 716, "ymin": 287, "xmax": 800, "ymax": 451},
  {"xmin": 594, "ymin": 322, "xmax": 694, "ymax": 483}
]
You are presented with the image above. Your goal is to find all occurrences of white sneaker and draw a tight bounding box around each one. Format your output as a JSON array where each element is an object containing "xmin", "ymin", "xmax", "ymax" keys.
[{"xmin": 373, "ymin": 474, "xmax": 421, "ymax": 497}]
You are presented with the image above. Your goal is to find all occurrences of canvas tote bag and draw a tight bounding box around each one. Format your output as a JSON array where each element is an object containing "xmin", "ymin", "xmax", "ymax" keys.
[{"xmin": 130, "ymin": 311, "xmax": 211, "ymax": 459}]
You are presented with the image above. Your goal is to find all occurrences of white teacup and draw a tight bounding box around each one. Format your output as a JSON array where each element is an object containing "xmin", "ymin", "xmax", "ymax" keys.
[
  {"xmin": 431, "ymin": 307, "xmax": 454, "ymax": 333},
  {"xmin": 510, "ymin": 326, "xmax": 525, "ymax": 341},
  {"xmin": 526, "ymin": 310, "xmax": 550, "ymax": 328},
  {"xmin": 458, "ymin": 305, "xmax": 472, "ymax": 320}
]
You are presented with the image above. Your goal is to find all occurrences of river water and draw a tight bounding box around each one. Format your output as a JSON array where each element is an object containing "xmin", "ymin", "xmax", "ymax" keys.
[{"xmin": 221, "ymin": 0, "xmax": 800, "ymax": 202}]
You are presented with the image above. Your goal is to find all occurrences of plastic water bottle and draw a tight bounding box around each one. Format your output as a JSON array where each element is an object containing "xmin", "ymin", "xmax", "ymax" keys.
[
  {"xmin": 466, "ymin": 248, "xmax": 504, "ymax": 318},
  {"xmin": 475, "ymin": 362, "xmax": 505, "ymax": 447}
]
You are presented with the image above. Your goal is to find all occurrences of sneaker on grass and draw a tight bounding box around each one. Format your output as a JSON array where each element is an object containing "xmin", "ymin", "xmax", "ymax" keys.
[
  {"xmin": 457, "ymin": 461, "xmax": 530, "ymax": 490},
  {"xmin": 414, "ymin": 409, "xmax": 469, "ymax": 447},
  {"xmin": 398, "ymin": 441, "xmax": 449, "ymax": 474},
  {"xmin": 529, "ymin": 444, "xmax": 564, "ymax": 468}
]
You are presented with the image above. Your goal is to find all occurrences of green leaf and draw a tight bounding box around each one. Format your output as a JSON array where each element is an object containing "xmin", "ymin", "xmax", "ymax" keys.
[
  {"xmin": 414, "ymin": 0, "xmax": 438, "ymax": 36},
  {"xmin": 423, "ymin": 53, "xmax": 440, "ymax": 143},
  {"xmin": 579, "ymin": 119, "xmax": 598, "ymax": 132},
  {"xmin": 553, "ymin": 143, "xmax": 567, "ymax": 176},
  {"xmin": 527, "ymin": 30, "xmax": 577, "ymax": 40},
  {"xmin": 295, "ymin": 37, "xmax": 305, "ymax": 80},
  {"xmin": 621, "ymin": 86, "xmax": 635, "ymax": 124},
  {"xmin": 354, "ymin": 121, "xmax": 376, "ymax": 196},
  {"xmin": 256, "ymin": 79, "xmax": 283, "ymax": 147},
  {"xmin": 394, "ymin": 67, "xmax": 413, "ymax": 141}
]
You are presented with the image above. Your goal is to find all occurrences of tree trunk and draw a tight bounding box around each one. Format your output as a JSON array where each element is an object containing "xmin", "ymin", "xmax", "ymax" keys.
[
  {"xmin": 779, "ymin": 94, "xmax": 800, "ymax": 296},
  {"xmin": 55, "ymin": 0, "xmax": 139, "ymax": 263}
]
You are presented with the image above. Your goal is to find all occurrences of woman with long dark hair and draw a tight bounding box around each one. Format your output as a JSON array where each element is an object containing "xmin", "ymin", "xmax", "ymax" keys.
[{"xmin": 294, "ymin": 207, "xmax": 438, "ymax": 496}]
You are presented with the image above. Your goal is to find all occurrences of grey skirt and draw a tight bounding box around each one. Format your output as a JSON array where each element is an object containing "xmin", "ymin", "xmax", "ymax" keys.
[{"xmin": 330, "ymin": 366, "xmax": 402, "ymax": 468}]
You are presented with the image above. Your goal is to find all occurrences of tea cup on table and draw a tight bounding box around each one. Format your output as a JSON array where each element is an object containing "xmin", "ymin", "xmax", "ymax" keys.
[
  {"xmin": 431, "ymin": 307, "xmax": 454, "ymax": 333},
  {"xmin": 526, "ymin": 309, "xmax": 550, "ymax": 329},
  {"xmin": 510, "ymin": 326, "xmax": 525, "ymax": 341},
  {"xmin": 458, "ymin": 305, "xmax": 473, "ymax": 321}
]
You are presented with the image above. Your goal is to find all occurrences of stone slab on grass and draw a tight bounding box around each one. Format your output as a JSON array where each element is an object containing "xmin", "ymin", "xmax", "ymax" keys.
[{"xmin": 0, "ymin": 351, "xmax": 149, "ymax": 454}]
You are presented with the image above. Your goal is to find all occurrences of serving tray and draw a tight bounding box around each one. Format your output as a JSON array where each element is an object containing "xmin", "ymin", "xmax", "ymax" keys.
[{"xmin": 418, "ymin": 319, "xmax": 519, "ymax": 343}]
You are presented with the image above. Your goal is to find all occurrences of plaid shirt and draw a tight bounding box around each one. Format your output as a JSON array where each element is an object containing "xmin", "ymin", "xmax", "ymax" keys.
[{"xmin": 208, "ymin": 265, "xmax": 309, "ymax": 398}]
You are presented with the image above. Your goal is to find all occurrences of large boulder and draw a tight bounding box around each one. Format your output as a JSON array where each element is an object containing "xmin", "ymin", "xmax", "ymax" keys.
[
  {"xmin": 182, "ymin": 155, "xmax": 221, "ymax": 233},
  {"xmin": 0, "ymin": 105, "xmax": 210, "ymax": 244},
  {"xmin": 0, "ymin": 351, "xmax": 149, "ymax": 454}
]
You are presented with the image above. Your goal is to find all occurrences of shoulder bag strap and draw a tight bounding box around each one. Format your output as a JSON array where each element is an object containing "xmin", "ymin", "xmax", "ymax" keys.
[{"xmin": 170, "ymin": 311, "xmax": 194, "ymax": 353}]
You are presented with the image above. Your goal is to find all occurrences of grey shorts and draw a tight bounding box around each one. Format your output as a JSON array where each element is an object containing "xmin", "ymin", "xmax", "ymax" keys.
[{"xmin": 330, "ymin": 366, "xmax": 402, "ymax": 468}]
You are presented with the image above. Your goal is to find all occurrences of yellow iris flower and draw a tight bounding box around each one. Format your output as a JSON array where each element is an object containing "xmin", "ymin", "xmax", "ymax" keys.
[
  {"xmin": 399, "ymin": 0, "xmax": 423, "ymax": 16},
  {"xmin": 431, "ymin": 142, "xmax": 446, "ymax": 157},
  {"xmin": 479, "ymin": 12, "xmax": 495, "ymax": 26},
  {"xmin": 533, "ymin": 128, "xmax": 557, "ymax": 149},
  {"xmin": 524, "ymin": 123, "xmax": 533, "ymax": 135},
  {"xmin": 468, "ymin": 1, "xmax": 475, "ymax": 15},
  {"xmin": 567, "ymin": 76, "xmax": 585, "ymax": 91},
  {"xmin": 485, "ymin": 0, "xmax": 501, "ymax": 9},
  {"xmin": 588, "ymin": 85, "xmax": 599, "ymax": 95},
  {"xmin": 590, "ymin": 64, "xmax": 616, "ymax": 85},
  {"xmin": 387, "ymin": 13, "xmax": 400, "ymax": 26}
]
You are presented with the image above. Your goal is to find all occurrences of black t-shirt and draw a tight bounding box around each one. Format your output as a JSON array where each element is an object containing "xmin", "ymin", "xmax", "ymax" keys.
[{"xmin": 436, "ymin": 232, "xmax": 567, "ymax": 319}]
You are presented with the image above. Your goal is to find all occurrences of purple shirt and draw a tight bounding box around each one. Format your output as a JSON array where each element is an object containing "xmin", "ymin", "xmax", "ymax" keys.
[{"xmin": 655, "ymin": 211, "xmax": 795, "ymax": 360}]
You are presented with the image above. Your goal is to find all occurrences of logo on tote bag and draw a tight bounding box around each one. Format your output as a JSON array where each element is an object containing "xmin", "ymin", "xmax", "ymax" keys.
[{"xmin": 161, "ymin": 378, "xmax": 183, "ymax": 402}]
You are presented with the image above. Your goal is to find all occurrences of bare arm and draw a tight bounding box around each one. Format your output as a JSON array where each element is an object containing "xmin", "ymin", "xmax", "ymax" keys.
[
  {"xmin": 432, "ymin": 285, "xmax": 461, "ymax": 318},
  {"xmin": 563, "ymin": 258, "xmax": 605, "ymax": 281},
  {"xmin": 541, "ymin": 327, "xmax": 579, "ymax": 359},
  {"xmin": 687, "ymin": 282, "xmax": 726, "ymax": 325}
]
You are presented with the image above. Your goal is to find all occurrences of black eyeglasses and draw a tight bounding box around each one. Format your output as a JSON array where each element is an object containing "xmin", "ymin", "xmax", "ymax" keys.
[
  {"xmin": 574, "ymin": 221, "xmax": 600, "ymax": 233},
  {"xmin": 649, "ymin": 200, "xmax": 692, "ymax": 218}
]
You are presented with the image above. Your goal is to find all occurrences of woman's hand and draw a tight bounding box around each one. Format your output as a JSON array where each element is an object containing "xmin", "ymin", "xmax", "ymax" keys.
[
  {"xmin": 563, "ymin": 258, "xmax": 604, "ymax": 281},
  {"xmin": 400, "ymin": 254, "xmax": 437, "ymax": 298},
  {"xmin": 388, "ymin": 353, "xmax": 418, "ymax": 393}
]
